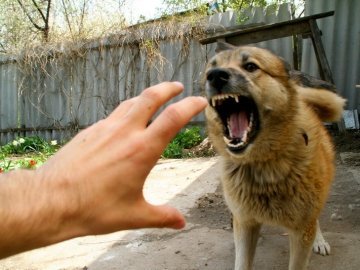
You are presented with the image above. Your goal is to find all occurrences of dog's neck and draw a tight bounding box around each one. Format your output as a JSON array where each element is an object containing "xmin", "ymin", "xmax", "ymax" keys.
[{"xmin": 222, "ymin": 128, "xmax": 312, "ymax": 185}]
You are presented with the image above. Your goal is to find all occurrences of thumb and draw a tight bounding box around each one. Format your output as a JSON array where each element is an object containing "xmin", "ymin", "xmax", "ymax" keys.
[{"xmin": 144, "ymin": 203, "xmax": 186, "ymax": 229}]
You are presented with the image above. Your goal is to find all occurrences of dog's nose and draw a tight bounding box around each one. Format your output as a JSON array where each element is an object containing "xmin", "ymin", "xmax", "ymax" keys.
[{"xmin": 206, "ymin": 68, "xmax": 230, "ymax": 92}]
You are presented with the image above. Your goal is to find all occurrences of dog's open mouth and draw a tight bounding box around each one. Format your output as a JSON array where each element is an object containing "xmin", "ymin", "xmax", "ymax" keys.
[{"xmin": 210, "ymin": 94, "xmax": 260, "ymax": 153}]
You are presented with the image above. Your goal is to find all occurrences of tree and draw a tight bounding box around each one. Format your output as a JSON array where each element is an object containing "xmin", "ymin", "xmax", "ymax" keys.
[
  {"xmin": 160, "ymin": 0, "xmax": 269, "ymax": 15},
  {"xmin": 0, "ymin": 1, "xmax": 36, "ymax": 53},
  {"xmin": 160, "ymin": 0, "xmax": 304, "ymax": 16},
  {"xmin": 16, "ymin": 0, "xmax": 52, "ymax": 42},
  {"xmin": 0, "ymin": 0, "xmax": 127, "ymax": 54}
]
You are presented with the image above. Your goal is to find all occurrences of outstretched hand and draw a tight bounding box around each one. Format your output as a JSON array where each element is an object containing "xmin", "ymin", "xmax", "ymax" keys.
[{"xmin": 0, "ymin": 82, "xmax": 207, "ymax": 258}]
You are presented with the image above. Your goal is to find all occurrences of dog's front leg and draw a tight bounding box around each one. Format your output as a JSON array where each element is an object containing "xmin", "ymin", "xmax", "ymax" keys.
[
  {"xmin": 288, "ymin": 221, "xmax": 317, "ymax": 270},
  {"xmin": 312, "ymin": 219, "xmax": 330, "ymax": 255},
  {"xmin": 233, "ymin": 217, "xmax": 261, "ymax": 270}
]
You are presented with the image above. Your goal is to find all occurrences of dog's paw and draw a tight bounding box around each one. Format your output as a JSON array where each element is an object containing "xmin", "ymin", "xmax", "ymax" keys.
[{"xmin": 312, "ymin": 237, "xmax": 331, "ymax": 256}]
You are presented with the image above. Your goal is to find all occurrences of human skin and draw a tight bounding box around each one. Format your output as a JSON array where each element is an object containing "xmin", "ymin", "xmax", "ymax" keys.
[{"xmin": 0, "ymin": 82, "xmax": 207, "ymax": 259}]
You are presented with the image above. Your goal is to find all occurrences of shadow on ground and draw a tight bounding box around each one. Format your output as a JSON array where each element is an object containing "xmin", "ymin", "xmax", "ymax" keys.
[
  {"xmin": 1, "ymin": 132, "xmax": 359, "ymax": 270},
  {"xmin": 88, "ymin": 156, "xmax": 360, "ymax": 269}
]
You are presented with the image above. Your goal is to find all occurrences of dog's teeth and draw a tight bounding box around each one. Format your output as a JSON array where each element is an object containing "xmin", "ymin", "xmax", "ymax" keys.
[
  {"xmin": 223, "ymin": 136, "xmax": 232, "ymax": 144},
  {"xmin": 242, "ymin": 130, "xmax": 248, "ymax": 142},
  {"xmin": 234, "ymin": 95, "xmax": 239, "ymax": 103},
  {"xmin": 227, "ymin": 120, "xmax": 234, "ymax": 138},
  {"xmin": 228, "ymin": 141, "xmax": 245, "ymax": 147},
  {"xmin": 211, "ymin": 98, "xmax": 216, "ymax": 107},
  {"xmin": 248, "ymin": 113, "xmax": 254, "ymax": 129}
]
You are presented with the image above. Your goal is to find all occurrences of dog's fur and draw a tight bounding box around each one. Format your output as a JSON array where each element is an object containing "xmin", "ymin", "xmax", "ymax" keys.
[{"xmin": 203, "ymin": 42, "xmax": 345, "ymax": 270}]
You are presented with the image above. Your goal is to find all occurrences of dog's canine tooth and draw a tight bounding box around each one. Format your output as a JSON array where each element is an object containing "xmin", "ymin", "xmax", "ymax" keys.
[
  {"xmin": 211, "ymin": 93, "xmax": 241, "ymax": 107},
  {"xmin": 223, "ymin": 136, "xmax": 232, "ymax": 144},
  {"xmin": 227, "ymin": 119, "xmax": 233, "ymax": 138},
  {"xmin": 249, "ymin": 113, "xmax": 254, "ymax": 128},
  {"xmin": 228, "ymin": 127, "xmax": 233, "ymax": 139},
  {"xmin": 242, "ymin": 130, "xmax": 248, "ymax": 142}
]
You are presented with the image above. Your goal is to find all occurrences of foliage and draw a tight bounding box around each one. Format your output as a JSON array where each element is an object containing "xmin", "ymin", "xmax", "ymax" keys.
[
  {"xmin": 0, "ymin": 137, "xmax": 59, "ymax": 173},
  {"xmin": 163, "ymin": 142, "xmax": 184, "ymax": 159},
  {"xmin": 162, "ymin": 126, "xmax": 204, "ymax": 158},
  {"xmin": 160, "ymin": 0, "xmax": 304, "ymax": 17},
  {"xmin": 160, "ymin": 0, "xmax": 277, "ymax": 15},
  {"xmin": 0, "ymin": 155, "xmax": 44, "ymax": 172},
  {"xmin": 174, "ymin": 126, "xmax": 203, "ymax": 149},
  {"xmin": 0, "ymin": 0, "xmax": 127, "ymax": 54},
  {"xmin": 160, "ymin": 0, "xmax": 209, "ymax": 16},
  {"xmin": 0, "ymin": 136, "xmax": 59, "ymax": 156}
]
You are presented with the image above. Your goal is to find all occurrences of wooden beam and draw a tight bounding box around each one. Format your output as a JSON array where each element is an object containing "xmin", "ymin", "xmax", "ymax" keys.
[
  {"xmin": 200, "ymin": 11, "xmax": 334, "ymax": 45},
  {"xmin": 308, "ymin": 19, "xmax": 334, "ymax": 84},
  {"xmin": 224, "ymin": 21, "xmax": 311, "ymax": 45}
]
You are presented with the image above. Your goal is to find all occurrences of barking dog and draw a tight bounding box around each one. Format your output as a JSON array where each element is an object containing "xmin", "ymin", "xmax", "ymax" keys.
[{"xmin": 204, "ymin": 42, "xmax": 345, "ymax": 270}]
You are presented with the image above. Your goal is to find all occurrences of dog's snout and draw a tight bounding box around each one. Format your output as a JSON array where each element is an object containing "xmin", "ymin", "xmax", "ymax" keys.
[{"xmin": 206, "ymin": 68, "xmax": 231, "ymax": 91}]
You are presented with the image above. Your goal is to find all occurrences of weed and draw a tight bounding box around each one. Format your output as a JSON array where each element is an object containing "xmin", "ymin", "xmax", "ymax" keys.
[
  {"xmin": 162, "ymin": 126, "xmax": 204, "ymax": 158},
  {"xmin": 0, "ymin": 137, "xmax": 59, "ymax": 173},
  {"xmin": 0, "ymin": 136, "xmax": 58, "ymax": 156}
]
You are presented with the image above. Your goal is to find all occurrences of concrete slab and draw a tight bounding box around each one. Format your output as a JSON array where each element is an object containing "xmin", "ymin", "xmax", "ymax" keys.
[{"xmin": 0, "ymin": 156, "xmax": 359, "ymax": 270}]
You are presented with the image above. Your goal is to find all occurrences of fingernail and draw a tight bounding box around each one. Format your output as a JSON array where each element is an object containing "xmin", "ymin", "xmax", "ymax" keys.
[
  {"xmin": 171, "ymin": 217, "xmax": 186, "ymax": 229},
  {"xmin": 172, "ymin": 81, "xmax": 184, "ymax": 89},
  {"xmin": 196, "ymin": 96, "xmax": 208, "ymax": 106}
]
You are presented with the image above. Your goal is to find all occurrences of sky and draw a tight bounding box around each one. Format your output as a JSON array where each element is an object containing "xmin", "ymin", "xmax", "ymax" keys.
[
  {"xmin": 122, "ymin": 0, "xmax": 305, "ymax": 24},
  {"xmin": 124, "ymin": 0, "xmax": 165, "ymax": 24}
]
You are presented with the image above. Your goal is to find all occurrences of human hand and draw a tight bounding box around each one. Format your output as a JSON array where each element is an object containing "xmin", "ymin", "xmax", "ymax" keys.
[{"xmin": 38, "ymin": 81, "xmax": 207, "ymax": 237}]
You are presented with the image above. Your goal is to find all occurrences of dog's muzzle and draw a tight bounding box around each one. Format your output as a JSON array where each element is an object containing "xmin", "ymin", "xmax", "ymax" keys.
[{"xmin": 205, "ymin": 68, "xmax": 260, "ymax": 153}]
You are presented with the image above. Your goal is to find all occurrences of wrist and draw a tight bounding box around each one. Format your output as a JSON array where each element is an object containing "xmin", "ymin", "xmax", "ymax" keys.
[
  {"xmin": 33, "ymin": 167, "xmax": 88, "ymax": 243},
  {"xmin": 0, "ymin": 168, "xmax": 87, "ymax": 257}
]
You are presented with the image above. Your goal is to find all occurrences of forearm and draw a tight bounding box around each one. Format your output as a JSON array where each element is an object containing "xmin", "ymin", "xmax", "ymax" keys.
[
  {"xmin": 0, "ymin": 82, "xmax": 206, "ymax": 259},
  {"xmin": 0, "ymin": 169, "xmax": 84, "ymax": 258}
]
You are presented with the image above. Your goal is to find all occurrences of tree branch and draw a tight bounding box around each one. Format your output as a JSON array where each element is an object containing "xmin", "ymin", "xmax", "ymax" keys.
[
  {"xmin": 61, "ymin": 0, "xmax": 74, "ymax": 37},
  {"xmin": 31, "ymin": 0, "xmax": 46, "ymax": 22},
  {"xmin": 0, "ymin": 42, "xmax": 7, "ymax": 53},
  {"xmin": 16, "ymin": 0, "xmax": 44, "ymax": 31},
  {"xmin": 45, "ymin": 0, "xmax": 52, "ymax": 25},
  {"xmin": 78, "ymin": 0, "xmax": 87, "ymax": 36}
]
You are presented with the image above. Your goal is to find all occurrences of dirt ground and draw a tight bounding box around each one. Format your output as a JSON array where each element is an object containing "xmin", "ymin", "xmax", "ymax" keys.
[{"xmin": 0, "ymin": 132, "xmax": 359, "ymax": 270}]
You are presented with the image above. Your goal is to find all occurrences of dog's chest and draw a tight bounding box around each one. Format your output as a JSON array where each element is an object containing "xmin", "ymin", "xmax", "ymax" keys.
[{"xmin": 221, "ymin": 163, "xmax": 302, "ymax": 223}]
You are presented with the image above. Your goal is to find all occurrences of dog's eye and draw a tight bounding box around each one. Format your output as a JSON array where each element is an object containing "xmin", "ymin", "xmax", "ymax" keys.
[{"xmin": 243, "ymin": 62, "xmax": 259, "ymax": 72}]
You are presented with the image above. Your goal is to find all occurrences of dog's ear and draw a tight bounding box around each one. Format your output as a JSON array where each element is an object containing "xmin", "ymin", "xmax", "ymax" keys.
[
  {"xmin": 296, "ymin": 86, "xmax": 346, "ymax": 122},
  {"xmin": 215, "ymin": 41, "xmax": 236, "ymax": 53},
  {"xmin": 278, "ymin": 57, "xmax": 291, "ymax": 75}
]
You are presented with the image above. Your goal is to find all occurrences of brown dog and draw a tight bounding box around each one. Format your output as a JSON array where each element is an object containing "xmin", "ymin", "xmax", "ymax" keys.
[{"xmin": 203, "ymin": 42, "xmax": 345, "ymax": 270}]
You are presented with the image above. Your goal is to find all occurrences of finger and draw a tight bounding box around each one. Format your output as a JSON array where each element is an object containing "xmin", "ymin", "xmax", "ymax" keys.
[
  {"xmin": 107, "ymin": 97, "xmax": 138, "ymax": 121},
  {"xmin": 125, "ymin": 82, "xmax": 184, "ymax": 127},
  {"xmin": 142, "ymin": 204, "xmax": 186, "ymax": 229},
  {"xmin": 146, "ymin": 96, "xmax": 207, "ymax": 153}
]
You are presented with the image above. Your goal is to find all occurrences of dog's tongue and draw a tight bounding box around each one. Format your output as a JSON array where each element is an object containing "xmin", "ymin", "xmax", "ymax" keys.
[{"xmin": 228, "ymin": 112, "xmax": 248, "ymax": 139}]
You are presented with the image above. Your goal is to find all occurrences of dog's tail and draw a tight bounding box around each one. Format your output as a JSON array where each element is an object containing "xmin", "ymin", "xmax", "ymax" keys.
[{"xmin": 296, "ymin": 86, "xmax": 346, "ymax": 122}]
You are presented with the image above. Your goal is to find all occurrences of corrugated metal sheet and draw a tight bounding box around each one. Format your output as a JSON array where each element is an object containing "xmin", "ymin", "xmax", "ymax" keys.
[
  {"xmin": 0, "ymin": 4, "xmax": 294, "ymax": 144},
  {"xmin": 302, "ymin": 0, "xmax": 360, "ymax": 110},
  {"xmin": 206, "ymin": 4, "xmax": 294, "ymax": 65},
  {"xmin": 0, "ymin": 57, "xmax": 19, "ymax": 143}
]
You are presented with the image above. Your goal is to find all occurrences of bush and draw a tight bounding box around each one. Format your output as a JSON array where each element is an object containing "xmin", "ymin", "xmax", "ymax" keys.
[{"xmin": 162, "ymin": 126, "xmax": 204, "ymax": 158}]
